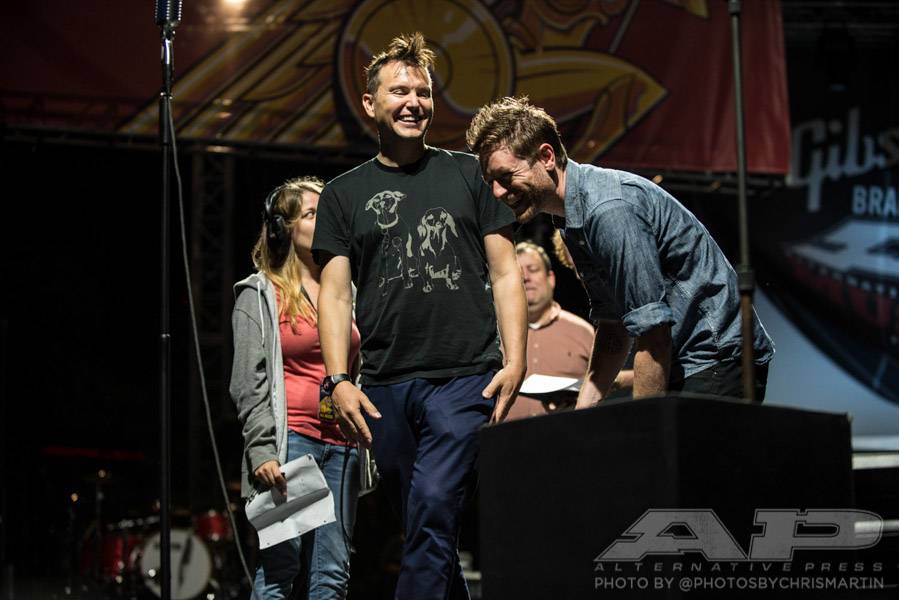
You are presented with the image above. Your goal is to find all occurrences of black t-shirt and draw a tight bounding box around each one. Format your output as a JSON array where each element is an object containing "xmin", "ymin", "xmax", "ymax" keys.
[{"xmin": 312, "ymin": 147, "xmax": 516, "ymax": 384}]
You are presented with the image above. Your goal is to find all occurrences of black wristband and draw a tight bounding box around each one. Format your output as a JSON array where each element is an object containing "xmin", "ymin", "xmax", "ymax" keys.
[{"xmin": 321, "ymin": 373, "xmax": 352, "ymax": 396}]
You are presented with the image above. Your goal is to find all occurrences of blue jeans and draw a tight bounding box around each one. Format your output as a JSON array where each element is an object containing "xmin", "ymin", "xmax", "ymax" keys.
[
  {"xmin": 252, "ymin": 431, "xmax": 359, "ymax": 600},
  {"xmin": 364, "ymin": 372, "xmax": 495, "ymax": 600}
]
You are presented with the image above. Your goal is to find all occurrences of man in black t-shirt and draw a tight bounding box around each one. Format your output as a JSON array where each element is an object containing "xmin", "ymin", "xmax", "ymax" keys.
[{"xmin": 313, "ymin": 33, "xmax": 527, "ymax": 599}]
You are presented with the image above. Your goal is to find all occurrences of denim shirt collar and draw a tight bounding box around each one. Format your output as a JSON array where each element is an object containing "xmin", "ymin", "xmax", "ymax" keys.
[
  {"xmin": 562, "ymin": 159, "xmax": 586, "ymax": 228},
  {"xmin": 562, "ymin": 160, "xmax": 623, "ymax": 229}
]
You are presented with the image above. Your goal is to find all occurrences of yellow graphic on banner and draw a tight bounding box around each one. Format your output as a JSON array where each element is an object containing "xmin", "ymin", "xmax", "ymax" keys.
[{"xmin": 120, "ymin": 0, "xmax": 707, "ymax": 163}]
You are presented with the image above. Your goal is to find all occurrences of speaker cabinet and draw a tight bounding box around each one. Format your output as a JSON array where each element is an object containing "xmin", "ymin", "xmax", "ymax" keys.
[{"xmin": 479, "ymin": 394, "xmax": 856, "ymax": 599}]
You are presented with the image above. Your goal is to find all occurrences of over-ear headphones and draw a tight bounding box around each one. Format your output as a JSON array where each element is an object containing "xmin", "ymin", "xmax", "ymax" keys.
[{"xmin": 263, "ymin": 185, "xmax": 289, "ymax": 247}]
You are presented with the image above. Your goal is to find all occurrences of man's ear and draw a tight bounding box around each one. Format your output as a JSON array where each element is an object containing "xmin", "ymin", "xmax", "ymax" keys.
[
  {"xmin": 538, "ymin": 143, "xmax": 556, "ymax": 172},
  {"xmin": 362, "ymin": 93, "xmax": 375, "ymax": 118},
  {"xmin": 548, "ymin": 268, "xmax": 556, "ymax": 291}
]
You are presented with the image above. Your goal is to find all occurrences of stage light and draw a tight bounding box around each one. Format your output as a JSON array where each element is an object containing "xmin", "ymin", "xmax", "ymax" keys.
[
  {"xmin": 205, "ymin": 145, "xmax": 234, "ymax": 154},
  {"xmin": 218, "ymin": 0, "xmax": 252, "ymax": 32},
  {"xmin": 652, "ymin": 174, "xmax": 664, "ymax": 184}
]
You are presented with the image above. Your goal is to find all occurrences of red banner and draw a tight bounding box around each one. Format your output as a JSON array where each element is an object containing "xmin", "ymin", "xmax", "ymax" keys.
[{"xmin": 1, "ymin": 0, "xmax": 789, "ymax": 173}]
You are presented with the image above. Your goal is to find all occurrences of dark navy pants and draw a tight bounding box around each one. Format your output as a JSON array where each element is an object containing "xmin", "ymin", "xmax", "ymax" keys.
[
  {"xmin": 363, "ymin": 372, "xmax": 495, "ymax": 600},
  {"xmin": 670, "ymin": 358, "xmax": 770, "ymax": 403}
]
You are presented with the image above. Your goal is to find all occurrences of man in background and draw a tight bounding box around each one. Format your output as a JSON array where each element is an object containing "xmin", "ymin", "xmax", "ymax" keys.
[{"xmin": 507, "ymin": 240, "xmax": 632, "ymax": 420}]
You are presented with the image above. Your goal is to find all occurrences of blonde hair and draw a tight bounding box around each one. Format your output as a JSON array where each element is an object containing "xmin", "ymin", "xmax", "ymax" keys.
[
  {"xmin": 365, "ymin": 32, "xmax": 435, "ymax": 94},
  {"xmin": 551, "ymin": 229, "xmax": 575, "ymax": 270},
  {"xmin": 251, "ymin": 176, "xmax": 324, "ymax": 330},
  {"xmin": 515, "ymin": 241, "xmax": 552, "ymax": 273}
]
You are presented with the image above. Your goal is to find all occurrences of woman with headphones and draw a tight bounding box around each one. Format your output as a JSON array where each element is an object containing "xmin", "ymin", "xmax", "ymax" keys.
[{"xmin": 230, "ymin": 176, "xmax": 361, "ymax": 599}]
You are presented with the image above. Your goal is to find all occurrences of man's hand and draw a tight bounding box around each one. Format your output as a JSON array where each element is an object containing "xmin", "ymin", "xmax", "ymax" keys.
[
  {"xmin": 611, "ymin": 369, "xmax": 635, "ymax": 393},
  {"xmin": 254, "ymin": 460, "xmax": 287, "ymax": 495},
  {"xmin": 483, "ymin": 227, "xmax": 528, "ymax": 425},
  {"xmin": 575, "ymin": 378, "xmax": 604, "ymax": 409},
  {"xmin": 331, "ymin": 381, "xmax": 381, "ymax": 448},
  {"xmin": 575, "ymin": 320, "xmax": 632, "ymax": 409},
  {"xmin": 483, "ymin": 362, "xmax": 526, "ymax": 424}
]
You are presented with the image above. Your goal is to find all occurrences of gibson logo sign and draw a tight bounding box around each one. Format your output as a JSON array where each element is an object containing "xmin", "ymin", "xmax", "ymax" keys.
[{"xmin": 788, "ymin": 107, "xmax": 899, "ymax": 212}]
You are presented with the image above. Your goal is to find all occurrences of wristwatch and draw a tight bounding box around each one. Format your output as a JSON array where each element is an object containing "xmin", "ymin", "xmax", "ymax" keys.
[{"xmin": 321, "ymin": 373, "xmax": 352, "ymax": 396}]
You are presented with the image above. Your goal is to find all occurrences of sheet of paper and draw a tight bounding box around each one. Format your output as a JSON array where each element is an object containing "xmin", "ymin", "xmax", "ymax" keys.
[
  {"xmin": 245, "ymin": 454, "xmax": 336, "ymax": 549},
  {"xmin": 519, "ymin": 374, "xmax": 580, "ymax": 395}
]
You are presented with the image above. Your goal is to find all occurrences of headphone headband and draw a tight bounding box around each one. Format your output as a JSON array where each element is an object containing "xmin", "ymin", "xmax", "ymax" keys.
[{"xmin": 263, "ymin": 185, "xmax": 290, "ymax": 246}]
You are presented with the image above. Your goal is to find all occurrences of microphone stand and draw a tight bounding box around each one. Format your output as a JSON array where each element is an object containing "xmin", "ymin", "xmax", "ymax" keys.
[
  {"xmin": 158, "ymin": 19, "xmax": 176, "ymax": 600},
  {"xmin": 728, "ymin": 0, "xmax": 756, "ymax": 402}
]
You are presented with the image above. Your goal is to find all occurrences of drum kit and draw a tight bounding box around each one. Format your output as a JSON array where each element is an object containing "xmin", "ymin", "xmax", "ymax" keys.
[
  {"xmin": 78, "ymin": 509, "xmax": 243, "ymax": 599},
  {"xmin": 76, "ymin": 475, "xmax": 246, "ymax": 600}
]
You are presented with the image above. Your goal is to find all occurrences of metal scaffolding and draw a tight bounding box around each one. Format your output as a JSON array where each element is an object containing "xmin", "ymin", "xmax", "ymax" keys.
[{"xmin": 187, "ymin": 148, "xmax": 236, "ymax": 509}]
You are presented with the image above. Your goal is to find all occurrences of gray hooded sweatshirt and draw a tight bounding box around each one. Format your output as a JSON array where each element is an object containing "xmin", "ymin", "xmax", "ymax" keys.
[{"xmin": 229, "ymin": 272, "xmax": 289, "ymax": 498}]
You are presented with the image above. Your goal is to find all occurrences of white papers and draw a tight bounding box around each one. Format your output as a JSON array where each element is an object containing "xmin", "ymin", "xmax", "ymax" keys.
[
  {"xmin": 245, "ymin": 454, "xmax": 335, "ymax": 549},
  {"xmin": 519, "ymin": 374, "xmax": 580, "ymax": 395}
]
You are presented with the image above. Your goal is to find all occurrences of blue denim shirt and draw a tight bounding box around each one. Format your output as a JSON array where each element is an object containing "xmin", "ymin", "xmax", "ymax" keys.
[{"xmin": 558, "ymin": 160, "xmax": 774, "ymax": 379}]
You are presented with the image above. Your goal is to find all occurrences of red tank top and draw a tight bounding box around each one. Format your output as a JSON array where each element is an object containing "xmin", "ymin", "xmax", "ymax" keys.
[{"xmin": 279, "ymin": 303, "xmax": 361, "ymax": 446}]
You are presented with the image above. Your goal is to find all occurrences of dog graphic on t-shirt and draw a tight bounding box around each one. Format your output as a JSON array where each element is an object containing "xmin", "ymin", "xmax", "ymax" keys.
[
  {"xmin": 417, "ymin": 207, "xmax": 461, "ymax": 293},
  {"xmin": 365, "ymin": 190, "xmax": 418, "ymax": 294}
]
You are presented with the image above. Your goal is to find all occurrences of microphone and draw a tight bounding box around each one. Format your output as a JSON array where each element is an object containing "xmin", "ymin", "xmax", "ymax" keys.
[{"xmin": 155, "ymin": 0, "xmax": 183, "ymax": 27}]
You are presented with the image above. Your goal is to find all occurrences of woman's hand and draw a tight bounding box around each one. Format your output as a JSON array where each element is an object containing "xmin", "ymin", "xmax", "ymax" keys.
[{"xmin": 254, "ymin": 460, "xmax": 287, "ymax": 495}]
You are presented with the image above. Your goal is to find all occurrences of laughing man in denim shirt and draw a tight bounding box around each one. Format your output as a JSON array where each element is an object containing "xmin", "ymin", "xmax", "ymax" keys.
[{"xmin": 467, "ymin": 97, "xmax": 774, "ymax": 405}]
